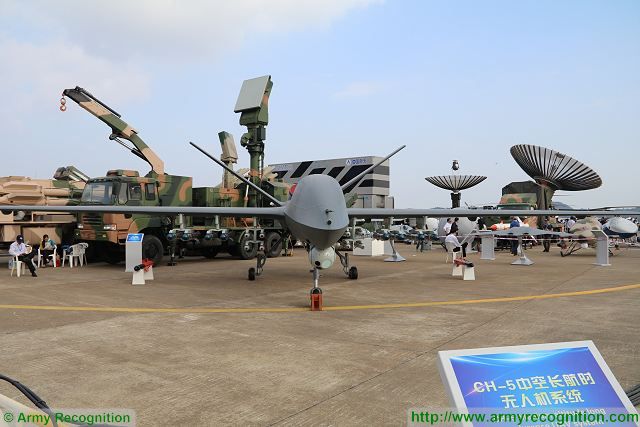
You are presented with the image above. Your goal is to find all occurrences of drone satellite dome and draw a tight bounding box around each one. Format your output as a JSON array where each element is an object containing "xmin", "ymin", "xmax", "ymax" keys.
[
  {"xmin": 510, "ymin": 144, "xmax": 602, "ymax": 210},
  {"xmin": 425, "ymin": 161, "xmax": 486, "ymax": 208}
]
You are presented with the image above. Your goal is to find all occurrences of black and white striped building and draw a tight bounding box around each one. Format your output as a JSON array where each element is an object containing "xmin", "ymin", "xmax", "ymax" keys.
[{"xmin": 269, "ymin": 156, "xmax": 393, "ymax": 209}]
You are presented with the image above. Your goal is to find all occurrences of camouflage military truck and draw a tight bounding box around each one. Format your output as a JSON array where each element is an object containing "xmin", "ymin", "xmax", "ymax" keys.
[
  {"xmin": 487, "ymin": 180, "xmax": 561, "ymax": 229},
  {"xmin": 164, "ymin": 76, "xmax": 292, "ymax": 263},
  {"xmin": 0, "ymin": 166, "xmax": 87, "ymax": 247},
  {"xmin": 62, "ymin": 80, "xmax": 290, "ymax": 265}
]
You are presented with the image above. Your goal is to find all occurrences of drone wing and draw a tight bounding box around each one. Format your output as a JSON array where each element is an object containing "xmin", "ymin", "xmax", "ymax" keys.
[
  {"xmin": 347, "ymin": 208, "xmax": 640, "ymax": 218},
  {"xmin": 2, "ymin": 205, "xmax": 286, "ymax": 218}
]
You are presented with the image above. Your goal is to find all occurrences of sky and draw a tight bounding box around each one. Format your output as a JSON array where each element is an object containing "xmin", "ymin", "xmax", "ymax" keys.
[{"xmin": 0, "ymin": 0, "xmax": 638, "ymax": 208}]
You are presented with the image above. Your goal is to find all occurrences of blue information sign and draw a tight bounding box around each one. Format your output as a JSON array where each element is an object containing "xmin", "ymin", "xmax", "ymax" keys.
[
  {"xmin": 126, "ymin": 233, "xmax": 143, "ymax": 242},
  {"xmin": 438, "ymin": 341, "xmax": 638, "ymax": 426}
]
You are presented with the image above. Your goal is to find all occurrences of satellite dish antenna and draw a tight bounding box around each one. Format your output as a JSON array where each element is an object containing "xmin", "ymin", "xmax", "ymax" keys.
[
  {"xmin": 426, "ymin": 160, "xmax": 486, "ymax": 208},
  {"xmin": 510, "ymin": 144, "xmax": 602, "ymax": 209}
]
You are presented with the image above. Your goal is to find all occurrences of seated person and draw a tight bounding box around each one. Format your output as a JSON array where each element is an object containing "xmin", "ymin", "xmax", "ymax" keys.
[
  {"xmin": 39, "ymin": 234, "xmax": 56, "ymax": 267},
  {"xmin": 445, "ymin": 231, "xmax": 468, "ymax": 259},
  {"xmin": 9, "ymin": 235, "xmax": 37, "ymax": 277}
]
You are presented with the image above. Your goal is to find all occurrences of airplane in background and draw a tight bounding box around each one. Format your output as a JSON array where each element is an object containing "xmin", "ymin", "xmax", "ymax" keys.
[
  {"xmin": 560, "ymin": 216, "xmax": 639, "ymax": 256},
  {"xmin": 4, "ymin": 142, "xmax": 639, "ymax": 295}
]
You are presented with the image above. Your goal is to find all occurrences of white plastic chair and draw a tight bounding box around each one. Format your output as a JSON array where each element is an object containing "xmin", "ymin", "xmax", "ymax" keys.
[
  {"xmin": 63, "ymin": 244, "xmax": 87, "ymax": 268},
  {"xmin": 10, "ymin": 255, "xmax": 26, "ymax": 277},
  {"xmin": 78, "ymin": 243, "xmax": 88, "ymax": 265},
  {"xmin": 445, "ymin": 241, "xmax": 462, "ymax": 263},
  {"xmin": 37, "ymin": 245, "xmax": 58, "ymax": 268}
]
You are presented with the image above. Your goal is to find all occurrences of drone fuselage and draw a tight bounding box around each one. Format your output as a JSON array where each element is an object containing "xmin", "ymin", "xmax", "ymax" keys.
[{"xmin": 283, "ymin": 174, "xmax": 349, "ymax": 251}]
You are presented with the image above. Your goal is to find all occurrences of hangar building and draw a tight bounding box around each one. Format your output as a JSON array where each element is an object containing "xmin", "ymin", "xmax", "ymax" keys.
[{"xmin": 268, "ymin": 155, "xmax": 394, "ymax": 209}]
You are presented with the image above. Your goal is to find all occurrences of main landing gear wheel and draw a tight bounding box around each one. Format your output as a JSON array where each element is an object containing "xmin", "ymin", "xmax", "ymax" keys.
[
  {"xmin": 247, "ymin": 253, "xmax": 267, "ymax": 281},
  {"xmin": 336, "ymin": 249, "xmax": 358, "ymax": 280}
]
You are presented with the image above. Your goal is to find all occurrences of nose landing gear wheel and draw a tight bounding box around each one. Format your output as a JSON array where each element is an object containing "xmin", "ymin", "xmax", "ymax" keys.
[
  {"xmin": 348, "ymin": 266, "xmax": 358, "ymax": 280},
  {"xmin": 248, "ymin": 267, "xmax": 256, "ymax": 281}
]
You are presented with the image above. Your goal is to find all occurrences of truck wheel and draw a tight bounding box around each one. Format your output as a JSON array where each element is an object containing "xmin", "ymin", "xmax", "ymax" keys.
[
  {"xmin": 143, "ymin": 235, "xmax": 164, "ymax": 265},
  {"xmin": 105, "ymin": 250, "xmax": 122, "ymax": 265},
  {"xmin": 227, "ymin": 245, "xmax": 239, "ymax": 257},
  {"xmin": 237, "ymin": 233, "xmax": 257, "ymax": 260},
  {"xmin": 265, "ymin": 232, "xmax": 282, "ymax": 258},
  {"xmin": 203, "ymin": 247, "xmax": 219, "ymax": 259}
]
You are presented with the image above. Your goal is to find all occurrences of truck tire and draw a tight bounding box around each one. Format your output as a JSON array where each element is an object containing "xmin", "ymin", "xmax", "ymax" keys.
[
  {"xmin": 203, "ymin": 247, "xmax": 219, "ymax": 259},
  {"xmin": 143, "ymin": 235, "xmax": 164, "ymax": 265},
  {"xmin": 236, "ymin": 233, "xmax": 257, "ymax": 260},
  {"xmin": 265, "ymin": 231, "xmax": 282, "ymax": 258},
  {"xmin": 105, "ymin": 249, "xmax": 122, "ymax": 265},
  {"xmin": 227, "ymin": 244, "xmax": 239, "ymax": 257}
]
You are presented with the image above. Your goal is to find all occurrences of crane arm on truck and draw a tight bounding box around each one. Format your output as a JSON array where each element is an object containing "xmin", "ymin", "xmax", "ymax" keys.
[{"xmin": 61, "ymin": 86, "xmax": 165, "ymax": 176}]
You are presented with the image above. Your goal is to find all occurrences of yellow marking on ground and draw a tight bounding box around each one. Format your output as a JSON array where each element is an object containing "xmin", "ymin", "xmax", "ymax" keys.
[{"xmin": 0, "ymin": 283, "xmax": 638, "ymax": 314}]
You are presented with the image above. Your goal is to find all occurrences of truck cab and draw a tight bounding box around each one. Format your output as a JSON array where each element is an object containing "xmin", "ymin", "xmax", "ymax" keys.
[{"xmin": 76, "ymin": 170, "xmax": 190, "ymax": 264}]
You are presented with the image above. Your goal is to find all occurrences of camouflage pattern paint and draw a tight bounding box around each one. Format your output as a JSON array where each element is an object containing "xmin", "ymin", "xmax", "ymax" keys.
[
  {"xmin": 0, "ymin": 167, "xmax": 86, "ymax": 245},
  {"xmin": 62, "ymin": 87, "xmax": 165, "ymax": 175}
]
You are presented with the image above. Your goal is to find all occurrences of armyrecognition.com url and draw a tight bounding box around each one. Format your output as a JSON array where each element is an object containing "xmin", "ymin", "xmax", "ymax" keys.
[
  {"xmin": 2, "ymin": 408, "xmax": 135, "ymax": 426},
  {"xmin": 407, "ymin": 408, "xmax": 639, "ymax": 426}
]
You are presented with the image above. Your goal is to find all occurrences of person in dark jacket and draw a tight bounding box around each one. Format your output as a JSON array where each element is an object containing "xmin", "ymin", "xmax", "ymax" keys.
[
  {"xmin": 509, "ymin": 217, "xmax": 520, "ymax": 255},
  {"xmin": 450, "ymin": 217, "xmax": 460, "ymax": 235}
]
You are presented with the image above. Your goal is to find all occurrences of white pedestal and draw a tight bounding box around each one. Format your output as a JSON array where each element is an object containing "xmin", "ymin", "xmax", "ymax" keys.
[
  {"xmin": 452, "ymin": 263, "xmax": 463, "ymax": 276},
  {"xmin": 463, "ymin": 266, "xmax": 475, "ymax": 280},
  {"xmin": 353, "ymin": 238, "xmax": 385, "ymax": 256}
]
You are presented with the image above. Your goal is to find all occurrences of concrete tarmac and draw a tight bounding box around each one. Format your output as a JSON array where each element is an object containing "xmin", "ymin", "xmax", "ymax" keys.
[{"xmin": 0, "ymin": 244, "xmax": 638, "ymax": 425}]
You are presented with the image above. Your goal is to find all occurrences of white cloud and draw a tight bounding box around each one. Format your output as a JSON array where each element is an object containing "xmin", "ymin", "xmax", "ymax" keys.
[
  {"xmin": 0, "ymin": 0, "xmax": 380, "ymax": 128},
  {"xmin": 8, "ymin": 0, "xmax": 381, "ymax": 60},
  {"xmin": 0, "ymin": 36, "xmax": 150, "ymax": 131}
]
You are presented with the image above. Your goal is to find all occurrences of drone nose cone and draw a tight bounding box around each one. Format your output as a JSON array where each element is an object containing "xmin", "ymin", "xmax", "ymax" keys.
[{"xmin": 284, "ymin": 175, "xmax": 349, "ymax": 249}]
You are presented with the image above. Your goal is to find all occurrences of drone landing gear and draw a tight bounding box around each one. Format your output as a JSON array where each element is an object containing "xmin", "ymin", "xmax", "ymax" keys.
[
  {"xmin": 248, "ymin": 253, "xmax": 267, "ymax": 281},
  {"xmin": 310, "ymin": 268, "xmax": 323, "ymax": 311},
  {"xmin": 336, "ymin": 249, "xmax": 358, "ymax": 280}
]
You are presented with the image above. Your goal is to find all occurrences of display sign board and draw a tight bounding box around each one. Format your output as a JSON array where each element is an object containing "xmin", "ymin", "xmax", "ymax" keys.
[
  {"xmin": 125, "ymin": 233, "xmax": 143, "ymax": 272},
  {"xmin": 438, "ymin": 341, "xmax": 638, "ymax": 426},
  {"xmin": 126, "ymin": 234, "xmax": 143, "ymax": 242}
]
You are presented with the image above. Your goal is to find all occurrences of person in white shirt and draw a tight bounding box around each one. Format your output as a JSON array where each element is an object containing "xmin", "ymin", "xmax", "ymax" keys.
[
  {"xmin": 443, "ymin": 218, "xmax": 452, "ymax": 236},
  {"xmin": 566, "ymin": 216, "xmax": 576, "ymax": 232},
  {"xmin": 445, "ymin": 231, "xmax": 468, "ymax": 259},
  {"xmin": 9, "ymin": 235, "xmax": 37, "ymax": 277}
]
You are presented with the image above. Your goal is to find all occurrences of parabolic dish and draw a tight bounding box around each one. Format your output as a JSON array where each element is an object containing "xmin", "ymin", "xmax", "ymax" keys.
[
  {"xmin": 424, "ymin": 175, "xmax": 487, "ymax": 192},
  {"xmin": 510, "ymin": 144, "xmax": 602, "ymax": 191}
]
